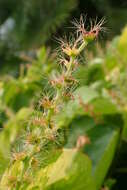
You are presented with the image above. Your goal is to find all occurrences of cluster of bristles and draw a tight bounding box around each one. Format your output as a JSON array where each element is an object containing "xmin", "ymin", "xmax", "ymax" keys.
[{"xmin": 0, "ymin": 15, "xmax": 104, "ymax": 189}]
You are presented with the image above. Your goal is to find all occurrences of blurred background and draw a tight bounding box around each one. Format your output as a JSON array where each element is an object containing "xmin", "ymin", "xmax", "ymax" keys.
[
  {"xmin": 0, "ymin": 0, "xmax": 127, "ymax": 75},
  {"xmin": 0, "ymin": 1, "xmax": 127, "ymax": 189}
]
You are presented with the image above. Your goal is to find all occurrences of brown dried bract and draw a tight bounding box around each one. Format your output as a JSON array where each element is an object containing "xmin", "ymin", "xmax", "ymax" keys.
[{"xmin": 76, "ymin": 135, "xmax": 90, "ymax": 149}]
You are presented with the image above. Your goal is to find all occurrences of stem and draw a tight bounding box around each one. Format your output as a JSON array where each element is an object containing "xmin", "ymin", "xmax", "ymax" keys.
[
  {"xmin": 66, "ymin": 56, "xmax": 74, "ymax": 76},
  {"xmin": 78, "ymin": 40, "xmax": 88, "ymax": 54},
  {"xmin": 46, "ymin": 89, "xmax": 62, "ymax": 124},
  {"xmin": 47, "ymin": 109, "xmax": 54, "ymax": 123}
]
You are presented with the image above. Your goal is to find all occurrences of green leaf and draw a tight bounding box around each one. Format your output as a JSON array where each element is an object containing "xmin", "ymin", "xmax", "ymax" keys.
[
  {"xmin": 0, "ymin": 107, "xmax": 32, "ymax": 175},
  {"xmin": 85, "ymin": 126, "xmax": 120, "ymax": 189},
  {"xmin": 66, "ymin": 116, "xmax": 120, "ymax": 189},
  {"xmin": 55, "ymin": 86, "xmax": 99, "ymax": 127},
  {"xmin": 65, "ymin": 116, "xmax": 95, "ymax": 148},
  {"xmin": 118, "ymin": 26, "xmax": 127, "ymax": 60},
  {"xmin": 91, "ymin": 97, "xmax": 119, "ymax": 114},
  {"xmin": 105, "ymin": 37, "xmax": 120, "ymax": 71},
  {"xmin": 27, "ymin": 149, "xmax": 95, "ymax": 190},
  {"xmin": 122, "ymin": 112, "xmax": 127, "ymax": 141},
  {"xmin": 74, "ymin": 62, "xmax": 104, "ymax": 86},
  {"xmin": 3, "ymin": 79, "xmax": 34, "ymax": 111}
]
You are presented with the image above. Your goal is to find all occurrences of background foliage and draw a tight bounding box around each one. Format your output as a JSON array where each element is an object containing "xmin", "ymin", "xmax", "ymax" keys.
[{"xmin": 0, "ymin": 0, "xmax": 127, "ymax": 189}]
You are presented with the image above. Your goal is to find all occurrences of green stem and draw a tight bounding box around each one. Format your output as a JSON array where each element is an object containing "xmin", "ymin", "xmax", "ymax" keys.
[
  {"xmin": 66, "ymin": 56, "xmax": 74, "ymax": 76},
  {"xmin": 78, "ymin": 40, "xmax": 88, "ymax": 54},
  {"xmin": 66, "ymin": 41, "xmax": 88, "ymax": 77}
]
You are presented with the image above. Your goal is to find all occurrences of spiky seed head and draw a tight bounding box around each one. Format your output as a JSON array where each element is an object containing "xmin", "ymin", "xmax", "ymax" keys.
[
  {"xmin": 26, "ymin": 133, "xmax": 40, "ymax": 145},
  {"xmin": 30, "ymin": 157, "xmax": 38, "ymax": 168},
  {"xmin": 7, "ymin": 176, "xmax": 17, "ymax": 187},
  {"xmin": 62, "ymin": 92, "xmax": 75, "ymax": 101},
  {"xmin": 59, "ymin": 37, "xmax": 80, "ymax": 57},
  {"xmin": 12, "ymin": 152, "xmax": 26, "ymax": 161},
  {"xmin": 63, "ymin": 46, "xmax": 79, "ymax": 57},
  {"xmin": 50, "ymin": 74, "xmax": 65, "ymax": 89},
  {"xmin": 73, "ymin": 15, "xmax": 106, "ymax": 43},
  {"xmin": 41, "ymin": 96, "xmax": 54, "ymax": 109},
  {"xmin": 23, "ymin": 172, "xmax": 32, "ymax": 184},
  {"xmin": 32, "ymin": 116, "xmax": 48, "ymax": 127}
]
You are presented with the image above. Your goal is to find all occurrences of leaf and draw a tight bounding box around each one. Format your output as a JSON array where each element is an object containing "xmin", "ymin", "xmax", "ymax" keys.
[
  {"xmin": 3, "ymin": 79, "xmax": 34, "ymax": 111},
  {"xmin": 55, "ymin": 86, "xmax": 99, "ymax": 128},
  {"xmin": 122, "ymin": 112, "xmax": 127, "ymax": 141},
  {"xmin": 27, "ymin": 149, "xmax": 95, "ymax": 190},
  {"xmin": 65, "ymin": 116, "xmax": 95, "ymax": 148},
  {"xmin": 0, "ymin": 107, "xmax": 32, "ymax": 175},
  {"xmin": 91, "ymin": 97, "xmax": 119, "ymax": 114},
  {"xmin": 105, "ymin": 37, "xmax": 120, "ymax": 71},
  {"xmin": 118, "ymin": 26, "xmax": 127, "ymax": 60},
  {"xmin": 66, "ymin": 116, "xmax": 120, "ymax": 189},
  {"xmin": 85, "ymin": 126, "xmax": 120, "ymax": 189},
  {"xmin": 74, "ymin": 62, "xmax": 104, "ymax": 86}
]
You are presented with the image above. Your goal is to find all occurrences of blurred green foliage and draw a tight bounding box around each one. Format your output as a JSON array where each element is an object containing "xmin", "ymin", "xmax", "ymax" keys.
[
  {"xmin": 0, "ymin": 22, "xmax": 127, "ymax": 189},
  {"xmin": 0, "ymin": 0, "xmax": 127, "ymax": 75},
  {"xmin": 0, "ymin": 0, "xmax": 77, "ymax": 73},
  {"xmin": 0, "ymin": 0, "xmax": 127, "ymax": 189}
]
